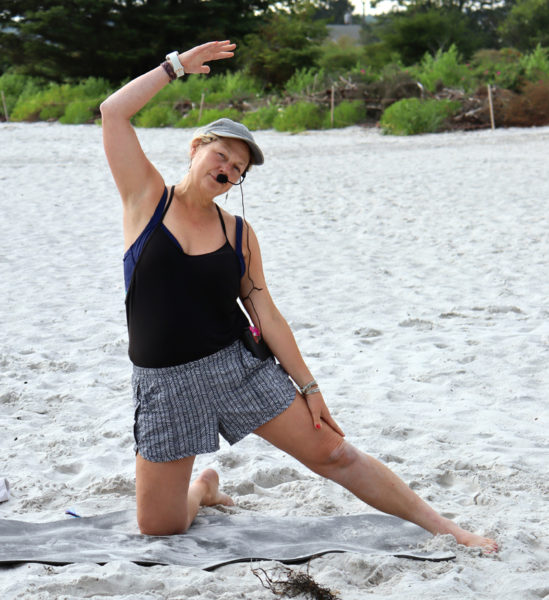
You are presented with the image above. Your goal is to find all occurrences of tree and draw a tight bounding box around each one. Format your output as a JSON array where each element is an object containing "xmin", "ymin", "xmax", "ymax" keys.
[
  {"xmin": 239, "ymin": 4, "xmax": 328, "ymax": 88},
  {"xmin": 500, "ymin": 0, "xmax": 549, "ymax": 50},
  {"xmin": 0, "ymin": 0, "xmax": 274, "ymax": 82},
  {"xmin": 378, "ymin": 8, "xmax": 480, "ymax": 64},
  {"xmin": 313, "ymin": 0, "xmax": 355, "ymax": 23},
  {"xmin": 369, "ymin": 0, "xmax": 515, "ymax": 64}
]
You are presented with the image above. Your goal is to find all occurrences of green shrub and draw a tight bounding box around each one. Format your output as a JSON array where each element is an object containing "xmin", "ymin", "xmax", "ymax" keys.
[
  {"xmin": 362, "ymin": 43, "xmax": 401, "ymax": 73},
  {"xmin": 347, "ymin": 63, "xmax": 378, "ymax": 84},
  {"xmin": 0, "ymin": 72, "xmax": 45, "ymax": 115},
  {"xmin": 471, "ymin": 48, "xmax": 524, "ymax": 90},
  {"xmin": 285, "ymin": 68, "xmax": 326, "ymax": 95},
  {"xmin": 134, "ymin": 104, "xmax": 180, "ymax": 127},
  {"xmin": 323, "ymin": 100, "xmax": 366, "ymax": 129},
  {"xmin": 76, "ymin": 77, "xmax": 112, "ymax": 100},
  {"xmin": 317, "ymin": 41, "xmax": 366, "ymax": 75},
  {"xmin": 273, "ymin": 101, "xmax": 325, "ymax": 132},
  {"xmin": 60, "ymin": 99, "xmax": 96, "ymax": 124},
  {"xmin": 242, "ymin": 105, "xmax": 280, "ymax": 130},
  {"xmin": 11, "ymin": 95, "xmax": 47, "ymax": 121},
  {"xmin": 176, "ymin": 107, "xmax": 242, "ymax": 129},
  {"xmin": 205, "ymin": 71, "xmax": 262, "ymax": 103},
  {"xmin": 152, "ymin": 72, "xmax": 261, "ymax": 107},
  {"xmin": 520, "ymin": 44, "xmax": 549, "ymax": 82},
  {"xmin": 10, "ymin": 80, "xmax": 101, "ymax": 122},
  {"xmin": 40, "ymin": 104, "xmax": 66, "ymax": 121},
  {"xmin": 380, "ymin": 98, "xmax": 460, "ymax": 135},
  {"xmin": 154, "ymin": 76, "xmax": 207, "ymax": 105},
  {"xmin": 410, "ymin": 44, "xmax": 472, "ymax": 92}
]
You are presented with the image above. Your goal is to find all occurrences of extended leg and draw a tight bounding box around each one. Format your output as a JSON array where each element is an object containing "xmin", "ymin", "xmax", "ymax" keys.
[
  {"xmin": 255, "ymin": 393, "xmax": 497, "ymax": 552},
  {"xmin": 136, "ymin": 453, "xmax": 233, "ymax": 535}
]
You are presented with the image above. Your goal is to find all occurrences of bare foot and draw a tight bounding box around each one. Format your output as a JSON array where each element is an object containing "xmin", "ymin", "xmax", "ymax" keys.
[
  {"xmin": 440, "ymin": 518, "xmax": 499, "ymax": 553},
  {"xmin": 194, "ymin": 468, "xmax": 234, "ymax": 507}
]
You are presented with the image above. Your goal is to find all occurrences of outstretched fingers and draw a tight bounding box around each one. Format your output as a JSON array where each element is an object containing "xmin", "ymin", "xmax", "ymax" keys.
[{"xmin": 182, "ymin": 40, "xmax": 236, "ymax": 74}]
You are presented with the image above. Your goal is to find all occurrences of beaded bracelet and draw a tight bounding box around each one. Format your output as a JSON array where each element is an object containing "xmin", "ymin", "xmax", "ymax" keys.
[{"xmin": 161, "ymin": 60, "xmax": 176, "ymax": 82}]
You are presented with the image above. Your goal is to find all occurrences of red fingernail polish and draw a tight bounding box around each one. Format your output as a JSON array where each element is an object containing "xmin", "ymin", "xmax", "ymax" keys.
[{"xmin": 316, "ymin": 424, "xmax": 321, "ymax": 429}]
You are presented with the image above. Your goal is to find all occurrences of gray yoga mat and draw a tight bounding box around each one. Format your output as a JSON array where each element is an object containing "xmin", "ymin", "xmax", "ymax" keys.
[{"xmin": 0, "ymin": 510, "xmax": 455, "ymax": 569}]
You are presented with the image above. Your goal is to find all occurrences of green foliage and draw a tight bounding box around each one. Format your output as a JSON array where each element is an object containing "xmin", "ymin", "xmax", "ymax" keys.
[
  {"xmin": 470, "ymin": 45, "xmax": 549, "ymax": 89},
  {"xmin": 273, "ymin": 101, "xmax": 325, "ymax": 132},
  {"xmin": 317, "ymin": 40, "xmax": 366, "ymax": 74},
  {"xmin": 0, "ymin": 1, "xmax": 274, "ymax": 83},
  {"xmin": 242, "ymin": 105, "xmax": 280, "ymax": 130},
  {"xmin": 285, "ymin": 68, "xmax": 326, "ymax": 95},
  {"xmin": 313, "ymin": 0, "xmax": 354, "ymax": 23},
  {"xmin": 9, "ymin": 77, "xmax": 109, "ymax": 122},
  {"xmin": 323, "ymin": 100, "xmax": 366, "ymax": 128},
  {"xmin": 380, "ymin": 97, "xmax": 460, "ymax": 135},
  {"xmin": 471, "ymin": 48, "xmax": 524, "ymax": 90},
  {"xmin": 362, "ymin": 43, "xmax": 402, "ymax": 72},
  {"xmin": 11, "ymin": 83, "xmax": 72, "ymax": 121},
  {"xmin": 176, "ymin": 107, "xmax": 242, "ymax": 129},
  {"xmin": 204, "ymin": 72, "xmax": 263, "ymax": 104},
  {"xmin": 378, "ymin": 8, "xmax": 480, "ymax": 66},
  {"xmin": 0, "ymin": 72, "xmax": 45, "ymax": 115},
  {"xmin": 519, "ymin": 44, "xmax": 549, "ymax": 81},
  {"xmin": 240, "ymin": 6, "xmax": 328, "ymax": 88},
  {"xmin": 411, "ymin": 44, "xmax": 473, "ymax": 92},
  {"xmin": 499, "ymin": 0, "xmax": 549, "ymax": 51},
  {"xmin": 149, "ymin": 71, "xmax": 261, "ymax": 108},
  {"xmin": 134, "ymin": 105, "xmax": 180, "ymax": 128},
  {"xmin": 59, "ymin": 100, "xmax": 95, "ymax": 124},
  {"xmin": 157, "ymin": 76, "xmax": 209, "ymax": 105}
]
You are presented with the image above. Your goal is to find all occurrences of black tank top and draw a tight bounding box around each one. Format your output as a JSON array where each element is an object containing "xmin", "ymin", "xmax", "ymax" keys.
[{"xmin": 125, "ymin": 187, "xmax": 249, "ymax": 367}]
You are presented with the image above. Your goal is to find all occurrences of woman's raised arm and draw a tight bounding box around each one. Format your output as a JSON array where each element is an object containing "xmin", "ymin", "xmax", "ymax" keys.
[{"xmin": 100, "ymin": 41, "xmax": 236, "ymax": 205}]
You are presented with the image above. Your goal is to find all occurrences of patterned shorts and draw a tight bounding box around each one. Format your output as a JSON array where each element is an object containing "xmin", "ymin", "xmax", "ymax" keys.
[{"xmin": 131, "ymin": 339, "xmax": 297, "ymax": 462}]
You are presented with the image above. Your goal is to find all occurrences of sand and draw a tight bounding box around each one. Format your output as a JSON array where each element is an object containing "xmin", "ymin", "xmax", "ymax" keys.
[{"xmin": 1, "ymin": 122, "xmax": 548, "ymax": 599}]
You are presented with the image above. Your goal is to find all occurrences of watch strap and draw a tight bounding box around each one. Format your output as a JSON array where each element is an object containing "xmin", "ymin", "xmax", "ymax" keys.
[{"xmin": 165, "ymin": 51, "xmax": 185, "ymax": 78}]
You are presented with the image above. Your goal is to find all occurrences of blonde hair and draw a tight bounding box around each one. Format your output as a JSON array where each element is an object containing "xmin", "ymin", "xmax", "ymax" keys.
[{"xmin": 189, "ymin": 132, "xmax": 253, "ymax": 173}]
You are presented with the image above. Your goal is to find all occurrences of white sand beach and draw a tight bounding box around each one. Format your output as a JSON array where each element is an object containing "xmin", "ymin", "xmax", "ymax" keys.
[{"xmin": 1, "ymin": 122, "xmax": 548, "ymax": 599}]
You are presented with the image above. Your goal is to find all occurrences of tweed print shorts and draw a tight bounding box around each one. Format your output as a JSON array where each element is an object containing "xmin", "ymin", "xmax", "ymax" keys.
[{"xmin": 131, "ymin": 339, "xmax": 297, "ymax": 462}]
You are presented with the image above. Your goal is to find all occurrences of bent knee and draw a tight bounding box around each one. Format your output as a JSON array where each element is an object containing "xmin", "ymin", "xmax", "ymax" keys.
[{"xmin": 138, "ymin": 514, "xmax": 188, "ymax": 536}]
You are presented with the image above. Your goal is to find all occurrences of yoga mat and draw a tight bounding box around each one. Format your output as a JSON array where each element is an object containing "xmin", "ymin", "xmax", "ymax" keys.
[{"xmin": 0, "ymin": 510, "xmax": 455, "ymax": 569}]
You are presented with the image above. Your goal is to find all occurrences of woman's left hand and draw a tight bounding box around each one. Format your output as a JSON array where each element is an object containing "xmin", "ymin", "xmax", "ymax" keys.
[{"xmin": 304, "ymin": 392, "xmax": 345, "ymax": 436}]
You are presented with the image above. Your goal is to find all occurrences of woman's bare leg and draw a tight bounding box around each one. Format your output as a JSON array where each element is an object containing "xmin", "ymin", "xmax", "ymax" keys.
[
  {"xmin": 136, "ymin": 453, "xmax": 233, "ymax": 535},
  {"xmin": 255, "ymin": 393, "xmax": 498, "ymax": 552}
]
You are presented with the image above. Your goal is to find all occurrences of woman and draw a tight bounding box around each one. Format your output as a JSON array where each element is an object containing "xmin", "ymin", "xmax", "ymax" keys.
[{"xmin": 100, "ymin": 40, "xmax": 497, "ymax": 552}]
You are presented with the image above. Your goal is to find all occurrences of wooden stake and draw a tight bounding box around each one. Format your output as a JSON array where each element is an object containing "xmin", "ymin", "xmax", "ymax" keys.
[
  {"xmin": 1, "ymin": 90, "xmax": 8, "ymax": 122},
  {"xmin": 330, "ymin": 85, "xmax": 335, "ymax": 128},
  {"xmin": 198, "ymin": 91, "xmax": 205, "ymax": 122},
  {"xmin": 487, "ymin": 84, "xmax": 495, "ymax": 130}
]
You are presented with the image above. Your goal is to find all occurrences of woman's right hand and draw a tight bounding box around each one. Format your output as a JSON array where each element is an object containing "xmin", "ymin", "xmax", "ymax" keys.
[{"xmin": 178, "ymin": 40, "xmax": 236, "ymax": 75}]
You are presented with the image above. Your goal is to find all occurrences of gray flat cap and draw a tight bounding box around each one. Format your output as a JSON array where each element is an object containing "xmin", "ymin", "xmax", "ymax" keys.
[{"xmin": 196, "ymin": 118, "xmax": 264, "ymax": 166}]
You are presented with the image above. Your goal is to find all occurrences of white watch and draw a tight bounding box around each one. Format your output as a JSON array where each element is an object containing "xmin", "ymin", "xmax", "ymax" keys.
[{"xmin": 165, "ymin": 51, "xmax": 185, "ymax": 78}]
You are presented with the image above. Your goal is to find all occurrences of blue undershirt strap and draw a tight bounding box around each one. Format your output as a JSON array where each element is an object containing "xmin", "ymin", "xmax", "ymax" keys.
[{"xmin": 235, "ymin": 216, "xmax": 245, "ymax": 278}]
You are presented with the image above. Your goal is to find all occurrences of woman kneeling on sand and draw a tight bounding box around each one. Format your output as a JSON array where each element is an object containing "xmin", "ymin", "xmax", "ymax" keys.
[{"xmin": 100, "ymin": 40, "xmax": 497, "ymax": 553}]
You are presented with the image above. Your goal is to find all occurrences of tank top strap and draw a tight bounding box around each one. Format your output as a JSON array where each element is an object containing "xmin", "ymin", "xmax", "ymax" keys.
[
  {"xmin": 214, "ymin": 204, "xmax": 228, "ymax": 241},
  {"xmin": 161, "ymin": 185, "xmax": 175, "ymax": 221}
]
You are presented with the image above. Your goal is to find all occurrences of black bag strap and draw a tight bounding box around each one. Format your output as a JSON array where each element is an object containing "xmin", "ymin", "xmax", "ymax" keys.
[{"xmin": 125, "ymin": 185, "xmax": 175, "ymax": 299}]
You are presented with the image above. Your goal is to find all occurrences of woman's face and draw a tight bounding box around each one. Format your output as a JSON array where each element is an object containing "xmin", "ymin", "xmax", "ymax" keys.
[{"xmin": 190, "ymin": 137, "xmax": 250, "ymax": 192}]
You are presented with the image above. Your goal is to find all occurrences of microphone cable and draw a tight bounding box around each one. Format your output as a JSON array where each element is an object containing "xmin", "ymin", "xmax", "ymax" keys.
[{"xmin": 216, "ymin": 173, "xmax": 264, "ymax": 334}]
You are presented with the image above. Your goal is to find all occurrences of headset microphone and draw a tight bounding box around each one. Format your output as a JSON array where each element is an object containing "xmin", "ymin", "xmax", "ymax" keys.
[{"xmin": 216, "ymin": 173, "xmax": 246, "ymax": 185}]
